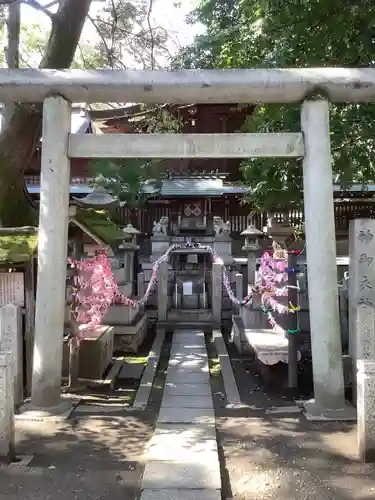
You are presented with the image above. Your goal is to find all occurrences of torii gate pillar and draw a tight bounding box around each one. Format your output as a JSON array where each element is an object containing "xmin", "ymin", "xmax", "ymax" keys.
[
  {"xmin": 31, "ymin": 96, "xmax": 71, "ymax": 410},
  {"xmin": 301, "ymin": 99, "xmax": 354, "ymax": 419}
]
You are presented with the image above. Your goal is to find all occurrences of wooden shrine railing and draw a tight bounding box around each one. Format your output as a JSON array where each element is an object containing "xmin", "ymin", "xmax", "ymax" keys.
[{"xmin": 116, "ymin": 201, "xmax": 375, "ymax": 236}]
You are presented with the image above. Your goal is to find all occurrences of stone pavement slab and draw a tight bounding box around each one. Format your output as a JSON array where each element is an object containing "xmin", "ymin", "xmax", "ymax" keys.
[
  {"xmin": 140, "ymin": 490, "xmax": 221, "ymax": 500},
  {"xmin": 164, "ymin": 383, "xmax": 211, "ymax": 396},
  {"xmin": 158, "ymin": 407, "xmax": 215, "ymax": 424},
  {"xmin": 152, "ymin": 423, "xmax": 217, "ymax": 440},
  {"xmin": 172, "ymin": 340, "xmax": 206, "ymax": 349},
  {"xmin": 161, "ymin": 395, "xmax": 213, "ymax": 409},
  {"xmin": 169, "ymin": 352, "xmax": 208, "ymax": 362},
  {"xmin": 169, "ymin": 358, "xmax": 208, "ymax": 369},
  {"xmin": 165, "ymin": 371, "xmax": 210, "ymax": 384},
  {"xmin": 147, "ymin": 424, "xmax": 218, "ymax": 461},
  {"xmin": 167, "ymin": 364, "xmax": 209, "ymax": 375},
  {"xmin": 172, "ymin": 332, "xmax": 205, "ymax": 342},
  {"xmin": 170, "ymin": 347, "xmax": 208, "ymax": 357},
  {"xmin": 173, "ymin": 330, "xmax": 205, "ymax": 337},
  {"xmin": 142, "ymin": 461, "xmax": 221, "ymax": 490}
]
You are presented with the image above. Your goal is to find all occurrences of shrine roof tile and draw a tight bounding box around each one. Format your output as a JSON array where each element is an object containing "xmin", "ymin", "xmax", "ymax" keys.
[{"xmin": 161, "ymin": 178, "xmax": 223, "ymax": 196}]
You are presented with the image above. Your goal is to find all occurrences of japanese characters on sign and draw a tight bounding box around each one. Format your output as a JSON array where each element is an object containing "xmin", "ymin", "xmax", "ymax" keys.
[{"xmin": 358, "ymin": 229, "xmax": 375, "ymax": 307}]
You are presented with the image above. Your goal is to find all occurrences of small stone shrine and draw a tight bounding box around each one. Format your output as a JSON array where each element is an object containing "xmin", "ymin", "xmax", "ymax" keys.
[{"xmin": 144, "ymin": 206, "xmax": 236, "ymax": 329}]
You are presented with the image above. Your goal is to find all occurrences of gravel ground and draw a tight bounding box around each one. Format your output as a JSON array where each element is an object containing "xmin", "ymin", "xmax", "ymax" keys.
[
  {"xmin": 0, "ymin": 412, "xmax": 154, "ymax": 500},
  {"xmin": 218, "ymin": 416, "xmax": 375, "ymax": 500},
  {"xmin": 214, "ymin": 337, "xmax": 375, "ymax": 500}
]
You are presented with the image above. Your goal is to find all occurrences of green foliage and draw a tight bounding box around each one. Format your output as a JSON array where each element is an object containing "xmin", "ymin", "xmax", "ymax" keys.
[
  {"xmin": 177, "ymin": 0, "xmax": 375, "ymax": 210},
  {"xmin": 90, "ymin": 158, "xmax": 163, "ymax": 209},
  {"xmin": 91, "ymin": 106, "xmax": 182, "ymax": 209}
]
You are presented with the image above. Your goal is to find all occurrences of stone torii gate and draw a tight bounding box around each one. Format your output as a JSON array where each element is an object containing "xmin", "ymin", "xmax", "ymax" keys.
[{"xmin": 2, "ymin": 68, "xmax": 373, "ymax": 418}]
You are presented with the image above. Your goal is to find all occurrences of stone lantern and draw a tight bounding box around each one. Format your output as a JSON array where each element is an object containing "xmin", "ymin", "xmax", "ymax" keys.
[
  {"xmin": 119, "ymin": 224, "xmax": 141, "ymax": 287},
  {"xmin": 73, "ymin": 185, "xmax": 119, "ymax": 209},
  {"xmin": 122, "ymin": 223, "xmax": 142, "ymax": 246},
  {"xmin": 241, "ymin": 224, "xmax": 264, "ymax": 285},
  {"xmin": 263, "ymin": 216, "xmax": 294, "ymax": 256}
]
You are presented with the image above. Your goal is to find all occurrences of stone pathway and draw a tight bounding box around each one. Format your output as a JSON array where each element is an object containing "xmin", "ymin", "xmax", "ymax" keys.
[{"xmin": 141, "ymin": 330, "xmax": 221, "ymax": 499}]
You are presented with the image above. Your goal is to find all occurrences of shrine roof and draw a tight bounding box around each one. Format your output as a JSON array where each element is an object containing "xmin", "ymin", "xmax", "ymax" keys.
[
  {"xmin": 0, "ymin": 106, "xmax": 93, "ymax": 135},
  {"xmin": 142, "ymin": 177, "xmax": 248, "ymax": 197}
]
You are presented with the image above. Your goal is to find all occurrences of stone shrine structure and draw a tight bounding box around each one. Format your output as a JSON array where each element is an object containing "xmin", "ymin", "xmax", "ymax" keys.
[{"xmin": 144, "ymin": 213, "xmax": 234, "ymax": 329}]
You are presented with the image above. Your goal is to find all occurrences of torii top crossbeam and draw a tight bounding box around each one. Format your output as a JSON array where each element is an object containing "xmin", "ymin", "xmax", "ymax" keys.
[{"xmin": 1, "ymin": 68, "xmax": 375, "ymax": 103}]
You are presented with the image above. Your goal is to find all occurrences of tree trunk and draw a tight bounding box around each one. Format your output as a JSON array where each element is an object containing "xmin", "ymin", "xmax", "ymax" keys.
[
  {"xmin": 3, "ymin": 1, "xmax": 21, "ymax": 128},
  {"xmin": 0, "ymin": 0, "xmax": 93, "ymax": 226}
]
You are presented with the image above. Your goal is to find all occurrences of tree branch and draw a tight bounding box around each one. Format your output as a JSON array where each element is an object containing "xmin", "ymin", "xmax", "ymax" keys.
[
  {"xmin": 146, "ymin": 0, "xmax": 155, "ymax": 69},
  {"xmin": 87, "ymin": 13, "xmax": 115, "ymax": 67},
  {"xmin": 0, "ymin": 0, "xmax": 55, "ymax": 19},
  {"xmin": 24, "ymin": 0, "xmax": 55, "ymax": 20}
]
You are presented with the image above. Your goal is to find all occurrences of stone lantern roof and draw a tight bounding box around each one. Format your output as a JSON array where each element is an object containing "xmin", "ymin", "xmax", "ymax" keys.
[
  {"xmin": 122, "ymin": 223, "xmax": 142, "ymax": 236},
  {"xmin": 73, "ymin": 185, "xmax": 118, "ymax": 209},
  {"xmin": 241, "ymin": 224, "xmax": 264, "ymax": 237}
]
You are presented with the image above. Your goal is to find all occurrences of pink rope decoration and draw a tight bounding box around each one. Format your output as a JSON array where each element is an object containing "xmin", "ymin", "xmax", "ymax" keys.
[
  {"xmin": 68, "ymin": 243, "xmax": 250, "ymax": 327},
  {"xmin": 256, "ymin": 251, "xmax": 289, "ymax": 328}
]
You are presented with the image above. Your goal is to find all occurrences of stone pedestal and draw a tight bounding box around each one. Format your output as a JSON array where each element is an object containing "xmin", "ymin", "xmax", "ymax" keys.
[
  {"xmin": 213, "ymin": 234, "xmax": 233, "ymax": 265},
  {"xmin": 137, "ymin": 272, "xmax": 145, "ymax": 298},
  {"xmin": 244, "ymin": 248, "xmax": 258, "ymax": 286},
  {"xmin": 0, "ymin": 351, "xmax": 15, "ymax": 461},
  {"xmin": 0, "ymin": 304, "xmax": 23, "ymax": 406},
  {"xmin": 235, "ymin": 273, "xmax": 243, "ymax": 301},
  {"xmin": 62, "ymin": 325, "xmax": 114, "ymax": 380},
  {"xmin": 151, "ymin": 236, "xmax": 171, "ymax": 262},
  {"xmin": 212, "ymin": 262, "xmax": 222, "ymax": 323},
  {"xmin": 357, "ymin": 360, "xmax": 375, "ymax": 461},
  {"xmin": 112, "ymin": 315, "xmax": 148, "ymax": 353},
  {"xmin": 231, "ymin": 314, "xmax": 248, "ymax": 355},
  {"xmin": 352, "ymin": 305, "xmax": 375, "ymax": 405},
  {"xmin": 241, "ymin": 224, "xmax": 264, "ymax": 286},
  {"xmin": 240, "ymin": 294, "xmax": 269, "ymax": 330},
  {"xmin": 158, "ymin": 262, "xmax": 168, "ymax": 321}
]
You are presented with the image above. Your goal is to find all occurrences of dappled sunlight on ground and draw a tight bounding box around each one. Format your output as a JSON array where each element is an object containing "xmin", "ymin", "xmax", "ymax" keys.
[{"xmin": 217, "ymin": 416, "xmax": 375, "ymax": 500}]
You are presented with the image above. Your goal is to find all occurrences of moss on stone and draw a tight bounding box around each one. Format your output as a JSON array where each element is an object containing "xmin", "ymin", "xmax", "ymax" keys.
[
  {"xmin": 75, "ymin": 209, "xmax": 130, "ymax": 244},
  {"xmin": 0, "ymin": 228, "xmax": 38, "ymax": 263}
]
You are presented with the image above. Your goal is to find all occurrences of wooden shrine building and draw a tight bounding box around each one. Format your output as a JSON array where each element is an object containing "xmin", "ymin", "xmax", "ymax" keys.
[{"xmin": 10, "ymin": 102, "xmax": 375, "ymax": 257}]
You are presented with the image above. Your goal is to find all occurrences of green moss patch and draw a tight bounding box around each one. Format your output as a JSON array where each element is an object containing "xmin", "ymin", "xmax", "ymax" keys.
[
  {"xmin": 209, "ymin": 357, "xmax": 221, "ymax": 377},
  {"xmin": 0, "ymin": 228, "xmax": 37, "ymax": 263},
  {"xmin": 75, "ymin": 209, "xmax": 129, "ymax": 245}
]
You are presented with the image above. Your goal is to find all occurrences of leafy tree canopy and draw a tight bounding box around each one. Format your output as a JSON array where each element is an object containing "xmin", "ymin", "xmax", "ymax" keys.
[
  {"xmin": 90, "ymin": 106, "xmax": 182, "ymax": 212},
  {"xmin": 0, "ymin": 0, "xmax": 178, "ymax": 226},
  {"xmin": 176, "ymin": 0, "xmax": 375, "ymax": 210}
]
